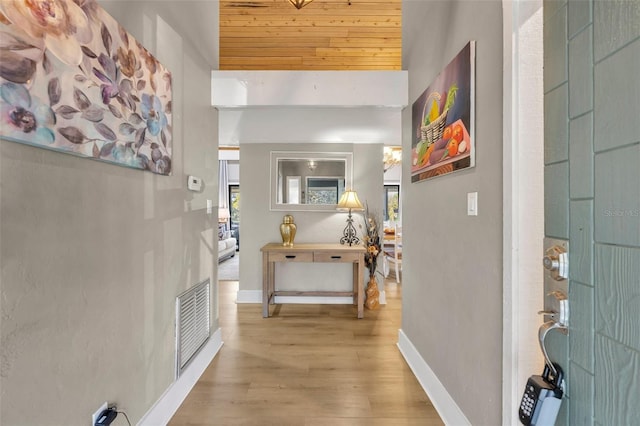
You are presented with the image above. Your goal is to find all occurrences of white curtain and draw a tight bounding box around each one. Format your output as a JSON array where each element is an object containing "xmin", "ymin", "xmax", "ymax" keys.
[
  {"xmin": 218, "ymin": 160, "xmax": 230, "ymax": 236},
  {"xmin": 219, "ymin": 160, "xmax": 229, "ymax": 209}
]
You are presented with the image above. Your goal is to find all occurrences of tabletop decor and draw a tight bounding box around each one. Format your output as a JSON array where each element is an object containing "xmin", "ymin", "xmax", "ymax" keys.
[
  {"xmin": 0, "ymin": 0, "xmax": 173, "ymax": 175},
  {"xmin": 280, "ymin": 214, "xmax": 297, "ymax": 246},
  {"xmin": 361, "ymin": 203, "xmax": 381, "ymax": 310},
  {"xmin": 336, "ymin": 189, "xmax": 363, "ymax": 246}
]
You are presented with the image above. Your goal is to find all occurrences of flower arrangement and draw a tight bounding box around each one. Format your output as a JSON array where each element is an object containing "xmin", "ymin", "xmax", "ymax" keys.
[{"xmin": 360, "ymin": 203, "xmax": 382, "ymax": 279}]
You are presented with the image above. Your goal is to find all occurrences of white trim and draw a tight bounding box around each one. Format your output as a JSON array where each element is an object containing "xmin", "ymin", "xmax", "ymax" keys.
[
  {"xmin": 138, "ymin": 328, "xmax": 223, "ymax": 426},
  {"xmin": 379, "ymin": 290, "xmax": 387, "ymax": 305},
  {"xmin": 275, "ymin": 296, "xmax": 354, "ymax": 304},
  {"xmin": 237, "ymin": 290, "xmax": 386, "ymax": 305},
  {"xmin": 502, "ymin": 1, "xmax": 545, "ymax": 424},
  {"xmin": 397, "ymin": 329, "xmax": 470, "ymax": 425},
  {"xmin": 236, "ymin": 289, "xmax": 262, "ymax": 303}
]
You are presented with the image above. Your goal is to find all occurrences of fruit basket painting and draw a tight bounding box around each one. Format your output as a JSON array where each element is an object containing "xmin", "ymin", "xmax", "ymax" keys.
[{"xmin": 411, "ymin": 41, "xmax": 475, "ymax": 183}]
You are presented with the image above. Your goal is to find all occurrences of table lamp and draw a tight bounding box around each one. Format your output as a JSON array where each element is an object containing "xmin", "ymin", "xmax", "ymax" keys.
[{"xmin": 337, "ymin": 189, "xmax": 363, "ymax": 246}]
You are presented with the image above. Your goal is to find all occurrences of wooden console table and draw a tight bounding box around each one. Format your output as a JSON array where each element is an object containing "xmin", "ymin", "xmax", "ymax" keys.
[{"xmin": 260, "ymin": 243, "xmax": 366, "ymax": 318}]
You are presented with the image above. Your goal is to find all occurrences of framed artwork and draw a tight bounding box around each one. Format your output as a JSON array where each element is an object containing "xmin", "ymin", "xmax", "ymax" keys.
[
  {"xmin": 0, "ymin": 0, "xmax": 173, "ymax": 175},
  {"xmin": 411, "ymin": 41, "xmax": 475, "ymax": 183}
]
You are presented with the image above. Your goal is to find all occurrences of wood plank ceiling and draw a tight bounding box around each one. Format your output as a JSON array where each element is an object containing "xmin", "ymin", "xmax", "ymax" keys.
[{"xmin": 219, "ymin": 0, "xmax": 402, "ymax": 70}]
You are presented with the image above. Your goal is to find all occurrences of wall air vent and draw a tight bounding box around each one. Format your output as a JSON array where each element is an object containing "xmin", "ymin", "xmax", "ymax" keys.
[{"xmin": 175, "ymin": 278, "xmax": 211, "ymax": 377}]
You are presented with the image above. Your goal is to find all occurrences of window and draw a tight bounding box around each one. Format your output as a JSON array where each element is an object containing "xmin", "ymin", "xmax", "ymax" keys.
[
  {"xmin": 383, "ymin": 185, "xmax": 400, "ymax": 222},
  {"xmin": 229, "ymin": 185, "xmax": 240, "ymax": 226},
  {"xmin": 305, "ymin": 177, "xmax": 344, "ymax": 204}
]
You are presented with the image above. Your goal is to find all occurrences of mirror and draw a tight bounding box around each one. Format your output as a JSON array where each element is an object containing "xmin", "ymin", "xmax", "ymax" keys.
[{"xmin": 270, "ymin": 151, "xmax": 353, "ymax": 211}]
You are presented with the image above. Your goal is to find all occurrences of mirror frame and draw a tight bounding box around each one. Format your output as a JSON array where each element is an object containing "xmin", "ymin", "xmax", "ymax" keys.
[{"xmin": 270, "ymin": 151, "xmax": 354, "ymax": 212}]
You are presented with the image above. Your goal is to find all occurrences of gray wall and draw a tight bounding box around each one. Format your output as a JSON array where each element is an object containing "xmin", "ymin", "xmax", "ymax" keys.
[
  {"xmin": 544, "ymin": 0, "xmax": 640, "ymax": 423},
  {"xmin": 0, "ymin": 1, "xmax": 218, "ymax": 423},
  {"xmin": 402, "ymin": 1, "xmax": 504, "ymax": 424},
  {"xmin": 240, "ymin": 143, "xmax": 383, "ymax": 294}
]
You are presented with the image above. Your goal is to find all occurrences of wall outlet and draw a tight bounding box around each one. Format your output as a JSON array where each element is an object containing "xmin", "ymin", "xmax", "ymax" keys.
[{"xmin": 92, "ymin": 402, "xmax": 108, "ymax": 426}]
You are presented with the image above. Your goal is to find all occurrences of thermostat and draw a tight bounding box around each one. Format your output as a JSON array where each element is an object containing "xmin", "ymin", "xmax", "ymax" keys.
[{"xmin": 187, "ymin": 175, "xmax": 202, "ymax": 191}]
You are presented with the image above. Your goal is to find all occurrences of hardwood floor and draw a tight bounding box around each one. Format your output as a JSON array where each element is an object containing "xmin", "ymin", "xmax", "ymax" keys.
[{"xmin": 169, "ymin": 276, "xmax": 443, "ymax": 425}]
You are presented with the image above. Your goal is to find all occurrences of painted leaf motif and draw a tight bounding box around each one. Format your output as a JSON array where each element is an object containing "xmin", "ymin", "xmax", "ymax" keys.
[
  {"xmin": 137, "ymin": 153, "xmax": 149, "ymax": 170},
  {"xmin": 161, "ymin": 130, "xmax": 167, "ymax": 147},
  {"xmin": 101, "ymin": 23, "xmax": 112, "ymax": 54},
  {"xmin": 135, "ymin": 128, "xmax": 146, "ymax": 148},
  {"xmin": 135, "ymin": 69, "xmax": 144, "ymax": 79},
  {"xmin": 136, "ymin": 80, "xmax": 146, "ymax": 90},
  {"xmin": 116, "ymin": 95, "xmax": 133, "ymax": 112},
  {"xmin": 48, "ymin": 78, "xmax": 61, "ymax": 106},
  {"xmin": 0, "ymin": 50, "xmax": 36, "ymax": 84},
  {"xmin": 73, "ymin": 87, "xmax": 91, "ymax": 110},
  {"xmin": 0, "ymin": 32, "xmax": 35, "ymax": 50},
  {"xmin": 151, "ymin": 147, "xmax": 162, "ymax": 162},
  {"xmin": 42, "ymin": 52, "xmax": 52, "ymax": 75},
  {"xmin": 165, "ymin": 100, "xmax": 172, "ymax": 115},
  {"xmin": 74, "ymin": 74, "xmax": 87, "ymax": 83},
  {"xmin": 163, "ymin": 72, "xmax": 172, "ymax": 91},
  {"xmin": 120, "ymin": 79, "xmax": 133, "ymax": 93},
  {"xmin": 129, "ymin": 113, "xmax": 143, "ymax": 125},
  {"xmin": 97, "ymin": 54, "xmax": 116, "ymax": 81},
  {"xmin": 80, "ymin": 55, "xmax": 92, "ymax": 79},
  {"xmin": 100, "ymin": 141, "xmax": 114, "ymax": 157},
  {"xmin": 58, "ymin": 127, "xmax": 86, "ymax": 144},
  {"xmin": 119, "ymin": 123, "xmax": 136, "ymax": 135},
  {"xmin": 94, "ymin": 123, "xmax": 117, "ymax": 141},
  {"xmin": 81, "ymin": 45, "xmax": 97, "ymax": 59},
  {"xmin": 150, "ymin": 75, "xmax": 157, "ymax": 92},
  {"xmin": 82, "ymin": 105, "xmax": 104, "ymax": 122},
  {"xmin": 108, "ymin": 104, "xmax": 123, "ymax": 119},
  {"xmin": 118, "ymin": 25, "xmax": 129, "ymax": 47},
  {"xmin": 130, "ymin": 94, "xmax": 140, "ymax": 103},
  {"xmin": 55, "ymin": 105, "xmax": 79, "ymax": 119},
  {"xmin": 92, "ymin": 142, "xmax": 100, "ymax": 158}
]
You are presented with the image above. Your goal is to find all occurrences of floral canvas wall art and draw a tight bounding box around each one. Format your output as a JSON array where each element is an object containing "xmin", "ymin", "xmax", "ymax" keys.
[
  {"xmin": 411, "ymin": 41, "xmax": 475, "ymax": 182},
  {"xmin": 0, "ymin": 0, "xmax": 173, "ymax": 175}
]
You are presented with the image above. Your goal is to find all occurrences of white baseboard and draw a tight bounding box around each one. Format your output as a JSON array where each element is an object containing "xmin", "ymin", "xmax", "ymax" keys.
[
  {"xmin": 379, "ymin": 290, "xmax": 386, "ymax": 305},
  {"xmin": 397, "ymin": 329, "xmax": 470, "ymax": 426},
  {"xmin": 237, "ymin": 290, "xmax": 386, "ymax": 304},
  {"xmin": 236, "ymin": 290, "xmax": 262, "ymax": 303},
  {"xmin": 138, "ymin": 328, "xmax": 223, "ymax": 425},
  {"xmin": 275, "ymin": 296, "xmax": 354, "ymax": 304}
]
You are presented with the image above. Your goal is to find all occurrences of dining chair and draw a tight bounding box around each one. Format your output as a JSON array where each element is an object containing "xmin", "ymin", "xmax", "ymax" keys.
[{"xmin": 383, "ymin": 225, "xmax": 402, "ymax": 283}]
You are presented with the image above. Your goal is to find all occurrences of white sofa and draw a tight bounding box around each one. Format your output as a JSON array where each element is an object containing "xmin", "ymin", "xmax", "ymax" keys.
[{"xmin": 218, "ymin": 231, "xmax": 237, "ymax": 262}]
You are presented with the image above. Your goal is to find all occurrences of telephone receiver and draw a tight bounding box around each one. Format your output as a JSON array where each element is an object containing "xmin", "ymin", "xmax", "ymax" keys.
[{"xmin": 519, "ymin": 363, "xmax": 564, "ymax": 425}]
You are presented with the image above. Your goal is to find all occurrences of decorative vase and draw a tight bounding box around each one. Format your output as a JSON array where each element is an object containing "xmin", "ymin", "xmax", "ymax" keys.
[
  {"xmin": 365, "ymin": 276, "xmax": 380, "ymax": 310},
  {"xmin": 280, "ymin": 214, "xmax": 297, "ymax": 246}
]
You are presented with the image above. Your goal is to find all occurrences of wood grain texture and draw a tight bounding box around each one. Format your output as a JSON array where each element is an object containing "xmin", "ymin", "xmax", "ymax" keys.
[
  {"xmin": 595, "ymin": 244, "xmax": 640, "ymax": 352},
  {"xmin": 169, "ymin": 278, "xmax": 443, "ymax": 425},
  {"xmin": 595, "ymin": 334, "xmax": 640, "ymax": 424},
  {"xmin": 220, "ymin": 0, "xmax": 402, "ymax": 70}
]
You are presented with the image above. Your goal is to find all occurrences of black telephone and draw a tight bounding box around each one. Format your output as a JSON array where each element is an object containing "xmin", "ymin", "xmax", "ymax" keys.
[{"xmin": 519, "ymin": 363, "xmax": 563, "ymax": 425}]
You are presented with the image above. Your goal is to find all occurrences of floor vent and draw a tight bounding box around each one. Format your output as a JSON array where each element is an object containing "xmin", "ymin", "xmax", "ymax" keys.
[{"xmin": 175, "ymin": 278, "xmax": 210, "ymax": 377}]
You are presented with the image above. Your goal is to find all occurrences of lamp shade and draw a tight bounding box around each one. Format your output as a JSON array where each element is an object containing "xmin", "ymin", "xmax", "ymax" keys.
[
  {"xmin": 337, "ymin": 190, "xmax": 363, "ymax": 211},
  {"xmin": 218, "ymin": 207, "xmax": 230, "ymax": 222}
]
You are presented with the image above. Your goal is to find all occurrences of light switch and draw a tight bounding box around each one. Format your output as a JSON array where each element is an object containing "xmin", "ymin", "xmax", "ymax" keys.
[
  {"xmin": 206, "ymin": 199, "xmax": 213, "ymax": 214},
  {"xmin": 467, "ymin": 192, "xmax": 478, "ymax": 216}
]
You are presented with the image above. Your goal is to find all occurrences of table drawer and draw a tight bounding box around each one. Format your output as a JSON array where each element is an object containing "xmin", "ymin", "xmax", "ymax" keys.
[
  {"xmin": 313, "ymin": 252, "xmax": 360, "ymax": 263},
  {"xmin": 269, "ymin": 252, "xmax": 313, "ymax": 262}
]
